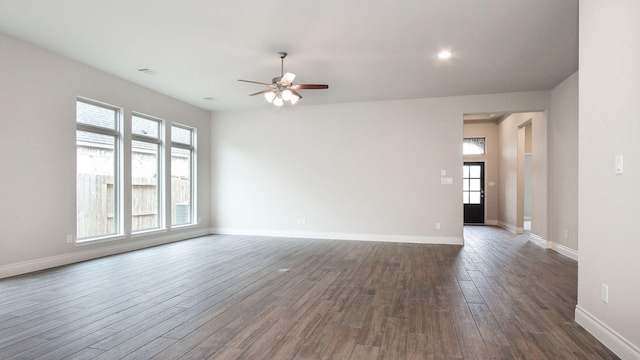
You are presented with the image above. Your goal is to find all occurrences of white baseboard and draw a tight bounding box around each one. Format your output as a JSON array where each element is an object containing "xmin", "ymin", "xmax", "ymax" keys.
[
  {"xmin": 0, "ymin": 228, "xmax": 210, "ymax": 279},
  {"xmin": 211, "ymin": 228, "xmax": 464, "ymax": 245},
  {"xmin": 528, "ymin": 234, "xmax": 578, "ymax": 261},
  {"xmin": 498, "ymin": 221, "xmax": 515, "ymax": 233},
  {"xmin": 485, "ymin": 219, "xmax": 498, "ymax": 226},
  {"xmin": 497, "ymin": 221, "xmax": 524, "ymax": 234},
  {"xmin": 575, "ymin": 305, "xmax": 640, "ymax": 360},
  {"xmin": 549, "ymin": 242, "xmax": 578, "ymax": 261},
  {"xmin": 529, "ymin": 233, "xmax": 548, "ymax": 247}
]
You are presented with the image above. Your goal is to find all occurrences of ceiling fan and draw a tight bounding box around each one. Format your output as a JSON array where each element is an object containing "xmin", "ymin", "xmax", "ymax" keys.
[{"xmin": 238, "ymin": 52, "xmax": 329, "ymax": 106}]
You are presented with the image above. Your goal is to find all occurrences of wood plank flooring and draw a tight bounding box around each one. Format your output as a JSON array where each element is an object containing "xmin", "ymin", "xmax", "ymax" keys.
[{"xmin": 0, "ymin": 226, "xmax": 619, "ymax": 359}]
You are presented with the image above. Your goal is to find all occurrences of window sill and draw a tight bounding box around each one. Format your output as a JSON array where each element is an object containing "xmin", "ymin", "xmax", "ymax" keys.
[
  {"xmin": 75, "ymin": 234, "xmax": 127, "ymax": 246},
  {"xmin": 170, "ymin": 223, "xmax": 199, "ymax": 231},
  {"xmin": 131, "ymin": 228, "xmax": 168, "ymax": 238},
  {"xmin": 74, "ymin": 224, "xmax": 201, "ymax": 246}
]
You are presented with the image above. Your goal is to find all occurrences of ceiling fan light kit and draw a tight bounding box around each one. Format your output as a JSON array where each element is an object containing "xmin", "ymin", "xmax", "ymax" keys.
[{"xmin": 239, "ymin": 51, "xmax": 328, "ymax": 106}]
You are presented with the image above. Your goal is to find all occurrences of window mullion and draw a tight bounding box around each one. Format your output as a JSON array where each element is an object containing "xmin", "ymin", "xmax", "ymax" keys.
[
  {"xmin": 77, "ymin": 123, "xmax": 119, "ymax": 137},
  {"xmin": 132, "ymin": 134, "xmax": 162, "ymax": 144}
]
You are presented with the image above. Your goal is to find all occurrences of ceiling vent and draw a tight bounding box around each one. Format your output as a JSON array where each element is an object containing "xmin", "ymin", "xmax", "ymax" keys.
[{"xmin": 137, "ymin": 68, "xmax": 158, "ymax": 75}]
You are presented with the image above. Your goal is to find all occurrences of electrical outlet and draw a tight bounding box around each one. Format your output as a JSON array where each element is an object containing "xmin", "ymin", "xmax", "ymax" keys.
[
  {"xmin": 197, "ymin": 217, "xmax": 202, "ymax": 224},
  {"xmin": 436, "ymin": 222, "xmax": 441, "ymax": 230},
  {"xmin": 66, "ymin": 234, "xmax": 73, "ymax": 243},
  {"xmin": 564, "ymin": 229, "xmax": 569, "ymax": 238},
  {"xmin": 601, "ymin": 283, "xmax": 609, "ymax": 304}
]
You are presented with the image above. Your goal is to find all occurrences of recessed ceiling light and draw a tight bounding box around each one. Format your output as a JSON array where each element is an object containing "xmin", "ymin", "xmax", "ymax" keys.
[{"xmin": 438, "ymin": 50, "xmax": 452, "ymax": 60}]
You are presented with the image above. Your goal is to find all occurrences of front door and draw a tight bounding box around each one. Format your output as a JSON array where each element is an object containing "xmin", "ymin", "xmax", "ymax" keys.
[{"xmin": 463, "ymin": 162, "xmax": 485, "ymax": 224}]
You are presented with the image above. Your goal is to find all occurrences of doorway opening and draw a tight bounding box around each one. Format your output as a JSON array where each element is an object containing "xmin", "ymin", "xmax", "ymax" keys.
[
  {"xmin": 463, "ymin": 111, "xmax": 545, "ymax": 237},
  {"xmin": 518, "ymin": 120, "xmax": 533, "ymax": 234},
  {"xmin": 524, "ymin": 154, "xmax": 532, "ymax": 232}
]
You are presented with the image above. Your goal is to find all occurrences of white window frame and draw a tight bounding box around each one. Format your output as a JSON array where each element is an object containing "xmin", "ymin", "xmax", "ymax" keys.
[
  {"xmin": 76, "ymin": 97, "xmax": 124, "ymax": 243},
  {"xmin": 131, "ymin": 112, "xmax": 165, "ymax": 233},
  {"xmin": 170, "ymin": 123, "xmax": 197, "ymax": 227}
]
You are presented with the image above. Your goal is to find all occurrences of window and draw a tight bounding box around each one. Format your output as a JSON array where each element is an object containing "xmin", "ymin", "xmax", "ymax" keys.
[
  {"xmin": 171, "ymin": 124, "xmax": 196, "ymax": 226},
  {"xmin": 131, "ymin": 114, "xmax": 163, "ymax": 232},
  {"xmin": 463, "ymin": 137, "xmax": 486, "ymax": 155},
  {"xmin": 76, "ymin": 99, "xmax": 121, "ymax": 240}
]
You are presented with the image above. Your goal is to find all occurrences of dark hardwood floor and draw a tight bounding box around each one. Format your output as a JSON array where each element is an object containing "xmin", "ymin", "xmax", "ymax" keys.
[{"xmin": 0, "ymin": 226, "xmax": 619, "ymax": 359}]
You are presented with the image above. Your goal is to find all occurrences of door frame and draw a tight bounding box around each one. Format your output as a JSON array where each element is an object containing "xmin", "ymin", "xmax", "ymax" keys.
[{"xmin": 463, "ymin": 160, "xmax": 486, "ymax": 224}]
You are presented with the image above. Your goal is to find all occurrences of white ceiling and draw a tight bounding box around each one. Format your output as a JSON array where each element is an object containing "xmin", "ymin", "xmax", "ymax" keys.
[{"xmin": 0, "ymin": 0, "xmax": 578, "ymax": 112}]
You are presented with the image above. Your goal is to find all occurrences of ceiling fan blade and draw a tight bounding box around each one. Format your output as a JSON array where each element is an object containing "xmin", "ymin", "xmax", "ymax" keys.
[
  {"xmin": 280, "ymin": 72, "xmax": 296, "ymax": 86},
  {"xmin": 238, "ymin": 79, "xmax": 274, "ymax": 86},
  {"xmin": 249, "ymin": 89, "xmax": 275, "ymax": 96},
  {"xmin": 290, "ymin": 84, "xmax": 329, "ymax": 90},
  {"xmin": 290, "ymin": 90, "xmax": 303, "ymax": 99}
]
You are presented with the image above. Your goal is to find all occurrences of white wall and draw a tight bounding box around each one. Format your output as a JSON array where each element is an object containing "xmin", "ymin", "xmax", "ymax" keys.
[
  {"xmin": 211, "ymin": 92, "xmax": 549, "ymax": 244},
  {"xmin": 498, "ymin": 114, "xmax": 519, "ymax": 231},
  {"xmin": 497, "ymin": 112, "xmax": 547, "ymax": 238},
  {"xmin": 463, "ymin": 121, "xmax": 499, "ymax": 224},
  {"xmin": 530, "ymin": 112, "xmax": 548, "ymax": 241},
  {"xmin": 0, "ymin": 33, "xmax": 212, "ymax": 278},
  {"xmin": 576, "ymin": 1, "xmax": 640, "ymax": 358},
  {"xmin": 524, "ymin": 155, "xmax": 532, "ymax": 220},
  {"xmin": 549, "ymin": 72, "xmax": 579, "ymax": 254}
]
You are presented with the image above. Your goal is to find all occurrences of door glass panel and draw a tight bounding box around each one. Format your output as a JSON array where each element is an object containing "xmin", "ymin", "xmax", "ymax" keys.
[
  {"xmin": 463, "ymin": 165, "xmax": 469, "ymax": 178},
  {"xmin": 470, "ymin": 192, "xmax": 481, "ymax": 204},
  {"xmin": 463, "ymin": 192, "xmax": 470, "ymax": 204},
  {"xmin": 470, "ymin": 179, "xmax": 481, "ymax": 191},
  {"xmin": 463, "ymin": 179, "xmax": 470, "ymax": 191},
  {"xmin": 470, "ymin": 165, "xmax": 481, "ymax": 178}
]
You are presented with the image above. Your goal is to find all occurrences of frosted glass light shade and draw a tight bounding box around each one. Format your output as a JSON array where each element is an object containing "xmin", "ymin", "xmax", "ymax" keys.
[
  {"xmin": 281, "ymin": 89, "xmax": 293, "ymax": 101},
  {"xmin": 273, "ymin": 96, "xmax": 284, "ymax": 107},
  {"xmin": 264, "ymin": 91, "xmax": 276, "ymax": 103}
]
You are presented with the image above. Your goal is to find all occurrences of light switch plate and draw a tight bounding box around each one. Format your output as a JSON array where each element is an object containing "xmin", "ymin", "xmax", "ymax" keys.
[
  {"xmin": 441, "ymin": 177, "xmax": 453, "ymax": 185},
  {"xmin": 601, "ymin": 283, "xmax": 609, "ymax": 303},
  {"xmin": 615, "ymin": 155, "xmax": 623, "ymax": 175}
]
